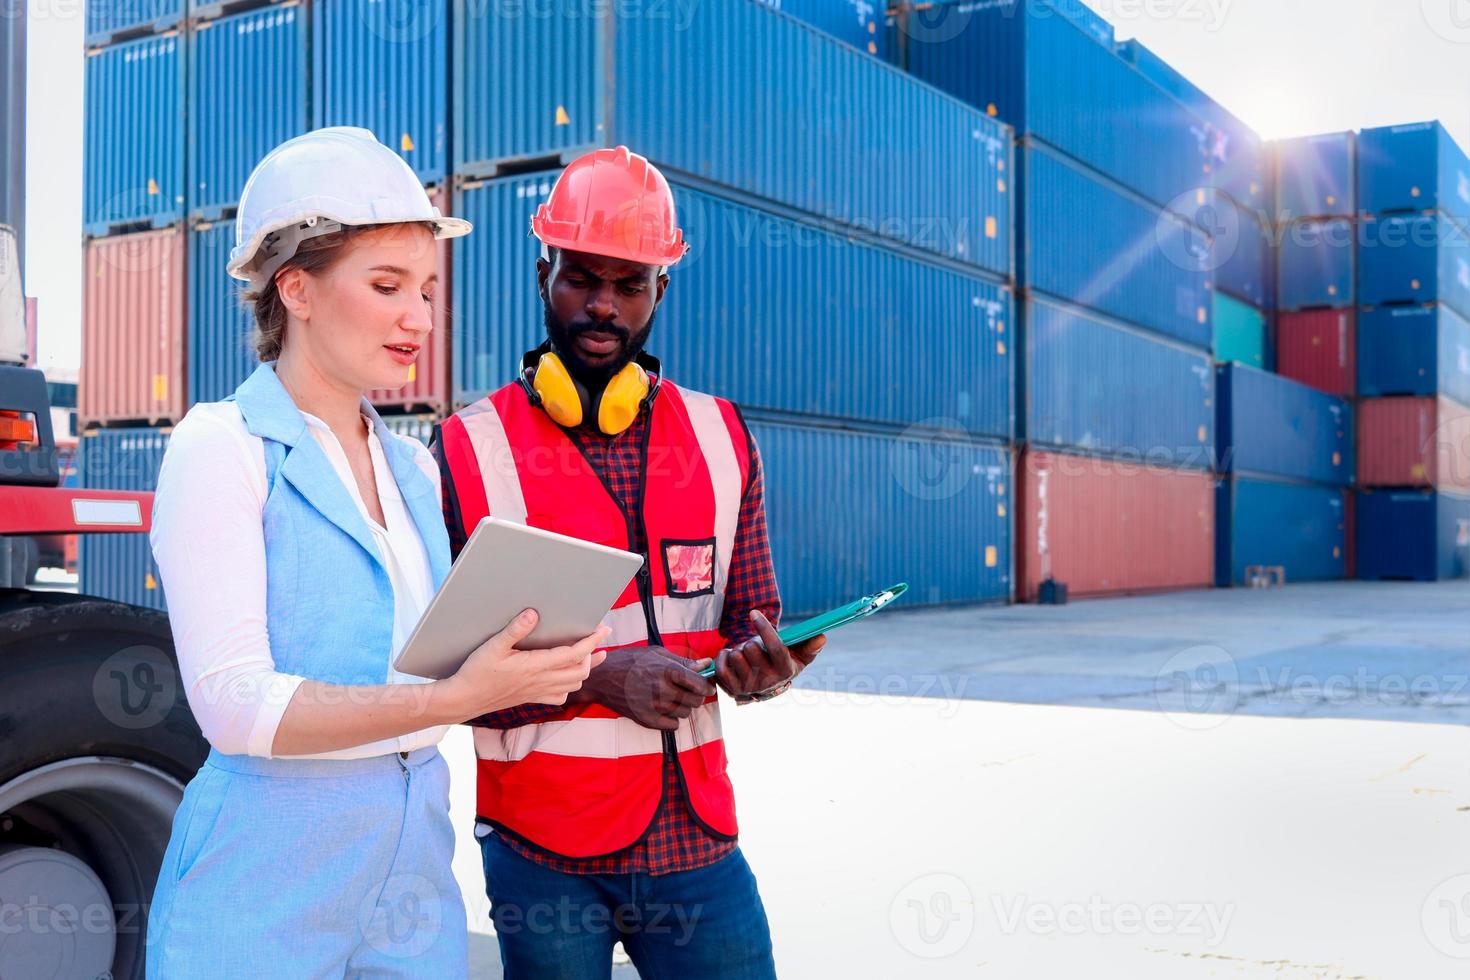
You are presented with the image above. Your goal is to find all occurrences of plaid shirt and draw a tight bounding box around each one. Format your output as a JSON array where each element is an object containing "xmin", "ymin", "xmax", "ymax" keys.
[{"xmin": 431, "ymin": 383, "xmax": 782, "ymax": 876}]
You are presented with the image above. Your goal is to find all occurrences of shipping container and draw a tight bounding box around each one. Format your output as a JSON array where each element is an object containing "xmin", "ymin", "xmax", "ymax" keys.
[
  {"xmin": 1276, "ymin": 131, "xmax": 1355, "ymax": 221},
  {"xmin": 1212, "ymin": 197, "xmax": 1270, "ymax": 308},
  {"xmin": 1024, "ymin": 297, "xmax": 1213, "ymax": 468},
  {"xmin": 187, "ymin": 218, "xmax": 257, "ymax": 405},
  {"xmin": 1015, "ymin": 448, "xmax": 1214, "ymax": 600},
  {"xmin": 455, "ymin": 172, "xmax": 1015, "ymax": 439},
  {"xmin": 758, "ymin": 0, "xmax": 892, "ymax": 59},
  {"xmin": 368, "ymin": 186, "xmax": 453, "ymax": 413},
  {"xmin": 1277, "ymin": 218, "xmax": 1355, "ymax": 311},
  {"xmin": 1212, "ymin": 292, "xmax": 1266, "ymax": 368},
  {"xmin": 382, "ymin": 414, "xmax": 438, "ymax": 447},
  {"xmin": 751, "ymin": 419, "xmax": 1012, "ymax": 615},
  {"xmin": 1357, "ymin": 304, "xmax": 1470, "ymax": 405},
  {"xmin": 1276, "ymin": 308, "xmax": 1355, "ymax": 397},
  {"xmin": 1357, "ymin": 121, "xmax": 1470, "ymax": 224},
  {"xmin": 1357, "ymin": 395, "xmax": 1470, "ymax": 492},
  {"xmin": 1344, "ymin": 488, "xmax": 1356, "ymax": 579},
  {"xmin": 1357, "ymin": 214, "xmax": 1470, "ymax": 319},
  {"xmin": 80, "ymin": 227, "xmax": 188, "ymax": 427},
  {"xmin": 86, "ymin": 0, "xmax": 184, "ymax": 46},
  {"xmin": 1021, "ymin": 142, "xmax": 1212, "ymax": 349},
  {"xmin": 189, "ymin": 3, "xmax": 309, "ymax": 219},
  {"xmin": 313, "ymin": 0, "xmax": 449, "ymax": 185},
  {"xmin": 1113, "ymin": 38, "xmax": 1268, "ymax": 214},
  {"xmin": 454, "ymin": 0, "xmax": 1013, "ymax": 275},
  {"xmin": 77, "ymin": 427, "xmax": 170, "ymax": 612},
  {"xmin": 1215, "ymin": 364, "xmax": 1352, "ymax": 486},
  {"xmin": 1215, "ymin": 477, "xmax": 1346, "ymax": 586},
  {"xmin": 1356, "ymin": 488, "xmax": 1470, "ymax": 581},
  {"xmin": 83, "ymin": 33, "xmax": 185, "ymax": 235},
  {"xmin": 903, "ymin": 1, "xmax": 1208, "ymax": 215}
]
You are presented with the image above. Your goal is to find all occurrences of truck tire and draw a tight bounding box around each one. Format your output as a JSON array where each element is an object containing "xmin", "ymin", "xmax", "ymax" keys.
[{"xmin": 0, "ymin": 591, "xmax": 207, "ymax": 980}]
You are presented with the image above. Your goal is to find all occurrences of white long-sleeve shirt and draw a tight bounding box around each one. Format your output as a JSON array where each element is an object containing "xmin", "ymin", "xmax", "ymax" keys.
[{"xmin": 150, "ymin": 401, "xmax": 449, "ymax": 760}]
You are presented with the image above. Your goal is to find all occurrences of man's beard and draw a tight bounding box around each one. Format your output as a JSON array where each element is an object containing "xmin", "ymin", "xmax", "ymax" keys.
[{"xmin": 542, "ymin": 302, "xmax": 656, "ymax": 389}]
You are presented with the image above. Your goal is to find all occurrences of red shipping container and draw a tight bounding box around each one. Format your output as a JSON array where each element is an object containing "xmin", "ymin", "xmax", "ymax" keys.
[
  {"xmin": 1357, "ymin": 396, "xmax": 1470, "ymax": 492},
  {"xmin": 81, "ymin": 227, "xmax": 187, "ymax": 427},
  {"xmin": 1276, "ymin": 309, "xmax": 1354, "ymax": 397},
  {"xmin": 1016, "ymin": 449, "xmax": 1215, "ymax": 601},
  {"xmin": 368, "ymin": 185, "xmax": 453, "ymax": 414}
]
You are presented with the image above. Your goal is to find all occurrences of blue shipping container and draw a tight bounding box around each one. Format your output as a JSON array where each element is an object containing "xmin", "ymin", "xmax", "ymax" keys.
[
  {"xmin": 455, "ymin": 172, "xmax": 1016, "ymax": 439},
  {"xmin": 1215, "ymin": 363, "xmax": 1353, "ymax": 486},
  {"xmin": 83, "ymin": 34, "xmax": 185, "ymax": 234},
  {"xmin": 1215, "ymin": 477, "xmax": 1347, "ymax": 586},
  {"xmin": 1113, "ymin": 38, "xmax": 1268, "ymax": 215},
  {"xmin": 1358, "ymin": 214, "xmax": 1470, "ymax": 320},
  {"xmin": 1357, "ymin": 304, "xmax": 1470, "ymax": 405},
  {"xmin": 1277, "ymin": 218, "xmax": 1355, "ymax": 311},
  {"xmin": 1022, "ymin": 142, "xmax": 1212, "ymax": 349},
  {"xmin": 1357, "ymin": 121, "xmax": 1470, "ymax": 224},
  {"xmin": 1211, "ymin": 196, "xmax": 1269, "ymax": 308},
  {"xmin": 86, "ymin": 0, "xmax": 184, "ymax": 46},
  {"xmin": 77, "ymin": 427, "xmax": 170, "ymax": 611},
  {"xmin": 751, "ymin": 418, "xmax": 1012, "ymax": 615},
  {"xmin": 758, "ymin": 0, "xmax": 892, "ymax": 59},
  {"xmin": 1276, "ymin": 131, "xmax": 1356, "ymax": 221},
  {"xmin": 1357, "ymin": 489, "xmax": 1470, "ymax": 581},
  {"xmin": 383, "ymin": 415, "xmax": 438, "ymax": 447},
  {"xmin": 454, "ymin": 0, "xmax": 1013, "ymax": 276},
  {"xmin": 189, "ymin": 219, "xmax": 259, "ymax": 405},
  {"xmin": 189, "ymin": 3, "xmax": 309, "ymax": 219},
  {"xmin": 905, "ymin": 1, "xmax": 1208, "ymax": 216},
  {"xmin": 1025, "ymin": 298, "xmax": 1214, "ymax": 469},
  {"xmin": 313, "ymin": 0, "xmax": 449, "ymax": 185}
]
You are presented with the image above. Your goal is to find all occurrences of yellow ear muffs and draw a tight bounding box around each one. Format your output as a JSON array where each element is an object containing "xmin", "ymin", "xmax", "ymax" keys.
[
  {"xmin": 597, "ymin": 361, "xmax": 650, "ymax": 435},
  {"xmin": 531, "ymin": 351, "xmax": 584, "ymax": 428}
]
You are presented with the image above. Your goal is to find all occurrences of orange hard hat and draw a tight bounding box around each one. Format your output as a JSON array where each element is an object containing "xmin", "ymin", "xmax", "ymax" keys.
[{"xmin": 531, "ymin": 146, "xmax": 688, "ymax": 269}]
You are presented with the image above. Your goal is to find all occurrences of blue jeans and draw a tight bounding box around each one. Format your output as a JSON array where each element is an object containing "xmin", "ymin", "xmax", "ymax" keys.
[{"xmin": 479, "ymin": 831, "xmax": 777, "ymax": 980}]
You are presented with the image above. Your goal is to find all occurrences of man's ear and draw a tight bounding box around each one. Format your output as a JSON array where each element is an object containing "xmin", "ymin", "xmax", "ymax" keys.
[
  {"xmin": 536, "ymin": 256, "xmax": 552, "ymax": 303},
  {"xmin": 276, "ymin": 267, "xmax": 311, "ymax": 321},
  {"xmin": 654, "ymin": 271, "xmax": 670, "ymax": 306}
]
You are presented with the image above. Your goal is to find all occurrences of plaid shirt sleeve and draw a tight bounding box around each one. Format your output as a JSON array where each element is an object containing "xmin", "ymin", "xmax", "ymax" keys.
[
  {"xmin": 429, "ymin": 429, "xmax": 569, "ymax": 731},
  {"xmin": 718, "ymin": 428, "xmax": 782, "ymax": 645}
]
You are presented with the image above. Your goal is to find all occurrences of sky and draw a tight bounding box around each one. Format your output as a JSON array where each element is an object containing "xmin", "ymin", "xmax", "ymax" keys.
[{"xmin": 22, "ymin": 0, "xmax": 1470, "ymax": 373}]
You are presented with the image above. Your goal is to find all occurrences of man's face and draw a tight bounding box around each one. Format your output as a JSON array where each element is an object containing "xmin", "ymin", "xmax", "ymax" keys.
[{"xmin": 538, "ymin": 248, "xmax": 667, "ymax": 386}]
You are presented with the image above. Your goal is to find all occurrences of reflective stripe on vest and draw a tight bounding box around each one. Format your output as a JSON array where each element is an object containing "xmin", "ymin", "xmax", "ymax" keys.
[{"xmin": 441, "ymin": 379, "xmax": 749, "ymax": 856}]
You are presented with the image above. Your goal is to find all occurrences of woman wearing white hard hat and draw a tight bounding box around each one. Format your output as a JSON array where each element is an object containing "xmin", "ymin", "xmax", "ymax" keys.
[{"xmin": 144, "ymin": 127, "xmax": 608, "ymax": 976}]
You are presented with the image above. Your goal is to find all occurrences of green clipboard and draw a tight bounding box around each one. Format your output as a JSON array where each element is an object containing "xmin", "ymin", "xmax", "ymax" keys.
[{"xmin": 698, "ymin": 583, "xmax": 908, "ymax": 677}]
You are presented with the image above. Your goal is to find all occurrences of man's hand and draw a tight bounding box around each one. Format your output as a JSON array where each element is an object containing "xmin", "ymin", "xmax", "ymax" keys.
[
  {"xmin": 575, "ymin": 645, "xmax": 716, "ymax": 731},
  {"xmin": 713, "ymin": 609, "xmax": 826, "ymax": 699}
]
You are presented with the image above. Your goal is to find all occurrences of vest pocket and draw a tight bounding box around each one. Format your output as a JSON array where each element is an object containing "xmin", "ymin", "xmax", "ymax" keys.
[{"xmin": 172, "ymin": 764, "xmax": 231, "ymax": 883}]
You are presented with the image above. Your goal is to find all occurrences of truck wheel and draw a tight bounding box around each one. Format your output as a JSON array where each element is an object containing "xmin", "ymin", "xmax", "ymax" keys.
[{"xmin": 0, "ymin": 593, "xmax": 207, "ymax": 980}]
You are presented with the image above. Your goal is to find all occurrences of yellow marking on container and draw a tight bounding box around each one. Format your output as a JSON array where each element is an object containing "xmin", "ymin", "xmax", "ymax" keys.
[
  {"xmin": 1326, "ymin": 194, "xmax": 1337, "ymax": 206},
  {"xmin": 997, "ymin": 504, "xmax": 1007, "ymax": 518},
  {"xmin": 1333, "ymin": 546, "xmax": 1341, "ymax": 558},
  {"xmin": 997, "ymin": 178, "xmax": 1006, "ymax": 193},
  {"xmin": 868, "ymin": 21, "xmax": 876, "ymax": 33},
  {"xmin": 407, "ymin": 363, "xmax": 417, "ymax": 383},
  {"xmin": 1250, "ymin": 182, "xmax": 1260, "ymax": 195},
  {"xmin": 997, "ymin": 483, "xmax": 1006, "ymax": 496},
  {"xmin": 147, "ymin": 177, "xmax": 160, "ymax": 195},
  {"xmin": 996, "ymin": 321, "xmax": 1005, "ymax": 334},
  {"xmin": 997, "ymin": 159, "xmax": 1005, "ymax": 172},
  {"xmin": 152, "ymin": 374, "xmax": 168, "ymax": 401},
  {"xmin": 1327, "ymin": 284, "xmax": 1338, "ymax": 296},
  {"xmin": 1196, "ymin": 189, "xmax": 1207, "ymax": 206},
  {"xmin": 985, "ymin": 546, "xmax": 998, "ymax": 568},
  {"xmin": 401, "ymin": 133, "xmax": 416, "ymax": 152},
  {"xmin": 146, "ymin": 572, "xmax": 157, "ymax": 590},
  {"xmin": 1411, "ymin": 278, "xmax": 1421, "ymax": 290},
  {"xmin": 1198, "ymin": 425, "xmax": 1207, "ymax": 441},
  {"xmin": 1332, "ymin": 452, "xmax": 1341, "ymax": 466},
  {"xmin": 1411, "ymin": 463, "xmax": 1427, "ymax": 479},
  {"xmin": 985, "ymin": 216, "xmax": 997, "ymax": 239},
  {"xmin": 997, "ymin": 340, "xmax": 1007, "ymax": 355},
  {"xmin": 868, "ymin": 41, "xmax": 876, "ymax": 54},
  {"xmin": 986, "ymin": 103, "xmax": 998, "ymax": 117},
  {"xmin": 1411, "ymin": 186, "xmax": 1421, "ymax": 198},
  {"xmin": 1312, "ymin": 335, "xmax": 1322, "ymax": 346},
  {"xmin": 555, "ymin": 105, "xmax": 571, "ymax": 126},
  {"xmin": 1197, "ymin": 307, "xmax": 1207, "ymax": 324}
]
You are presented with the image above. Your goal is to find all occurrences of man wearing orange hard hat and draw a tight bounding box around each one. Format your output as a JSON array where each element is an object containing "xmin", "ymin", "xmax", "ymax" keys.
[{"xmin": 433, "ymin": 146, "xmax": 826, "ymax": 977}]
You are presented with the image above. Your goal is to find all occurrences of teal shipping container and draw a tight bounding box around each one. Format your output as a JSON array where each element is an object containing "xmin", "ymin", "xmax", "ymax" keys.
[{"xmin": 1213, "ymin": 293, "xmax": 1266, "ymax": 368}]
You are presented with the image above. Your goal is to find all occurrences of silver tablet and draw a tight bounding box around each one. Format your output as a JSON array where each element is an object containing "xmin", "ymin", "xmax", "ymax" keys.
[{"xmin": 393, "ymin": 517, "xmax": 645, "ymax": 680}]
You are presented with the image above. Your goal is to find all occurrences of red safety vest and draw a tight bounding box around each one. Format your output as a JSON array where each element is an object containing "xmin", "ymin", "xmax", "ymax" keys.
[{"xmin": 438, "ymin": 378, "xmax": 752, "ymax": 858}]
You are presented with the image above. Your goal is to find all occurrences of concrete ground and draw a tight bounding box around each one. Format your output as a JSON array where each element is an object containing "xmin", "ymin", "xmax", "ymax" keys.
[{"xmin": 445, "ymin": 581, "xmax": 1470, "ymax": 977}]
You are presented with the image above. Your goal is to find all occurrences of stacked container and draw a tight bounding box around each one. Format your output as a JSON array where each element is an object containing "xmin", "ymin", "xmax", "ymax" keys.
[
  {"xmin": 1353, "ymin": 122, "xmax": 1470, "ymax": 580},
  {"xmin": 452, "ymin": 0, "xmax": 1018, "ymax": 615},
  {"xmin": 1214, "ymin": 365, "xmax": 1353, "ymax": 584},
  {"xmin": 901, "ymin": 4, "xmax": 1216, "ymax": 600}
]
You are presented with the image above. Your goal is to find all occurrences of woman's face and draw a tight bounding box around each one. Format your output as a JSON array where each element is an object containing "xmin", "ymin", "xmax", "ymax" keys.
[{"xmin": 281, "ymin": 223, "xmax": 439, "ymax": 393}]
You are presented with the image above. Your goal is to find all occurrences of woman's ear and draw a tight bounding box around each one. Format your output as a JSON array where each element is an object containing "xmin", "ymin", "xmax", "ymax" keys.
[{"xmin": 275, "ymin": 267, "xmax": 312, "ymax": 322}]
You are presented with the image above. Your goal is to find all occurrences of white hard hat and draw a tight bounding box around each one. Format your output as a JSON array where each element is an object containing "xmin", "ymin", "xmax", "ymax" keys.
[{"xmin": 228, "ymin": 126, "xmax": 471, "ymax": 287}]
